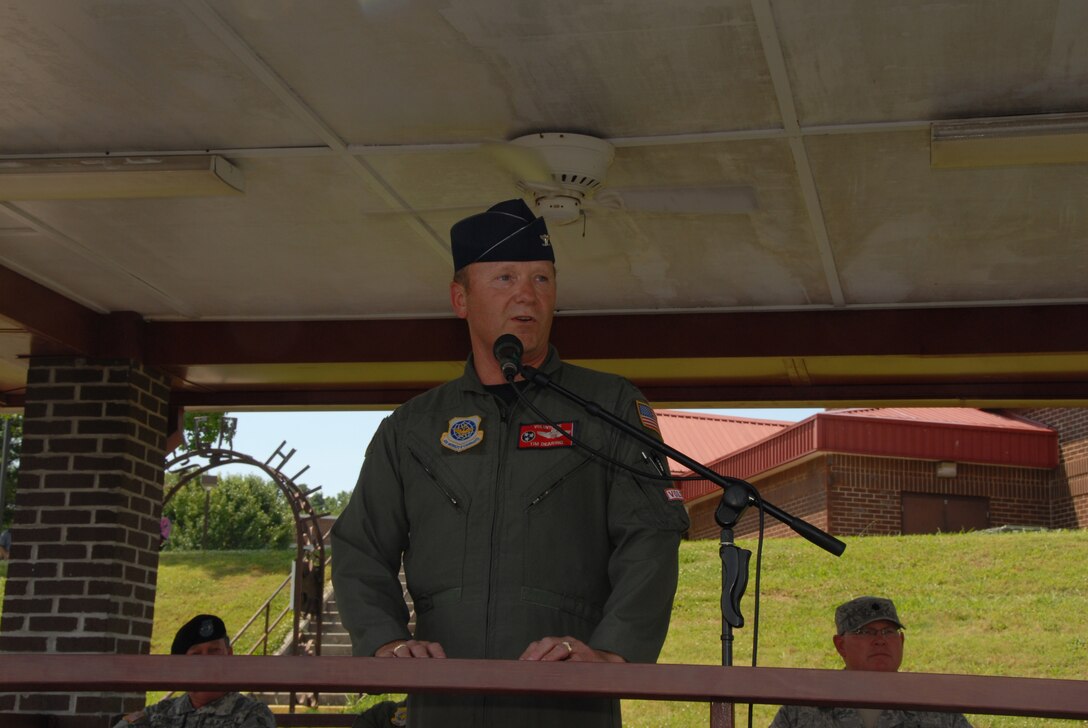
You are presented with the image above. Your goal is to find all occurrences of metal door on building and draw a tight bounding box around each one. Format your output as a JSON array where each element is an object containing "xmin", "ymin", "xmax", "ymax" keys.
[{"xmin": 901, "ymin": 492, "xmax": 990, "ymax": 534}]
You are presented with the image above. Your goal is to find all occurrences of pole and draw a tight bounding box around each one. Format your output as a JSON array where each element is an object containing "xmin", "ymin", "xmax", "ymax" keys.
[
  {"xmin": 0, "ymin": 418, "xmax": 11, "ymax": 526},
  {"xmin": 202, "ymin": 487, "xmax": 210, "ymax": 551},
  {"xmin": 200, "ymin": 474, "xmax": 217, "ymax": 551}
]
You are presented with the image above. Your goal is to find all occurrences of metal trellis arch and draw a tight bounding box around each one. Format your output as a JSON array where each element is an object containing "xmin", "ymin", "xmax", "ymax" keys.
[{"xmin": 163, "ymin": 439, "xmax": 327, "ymax": 661}]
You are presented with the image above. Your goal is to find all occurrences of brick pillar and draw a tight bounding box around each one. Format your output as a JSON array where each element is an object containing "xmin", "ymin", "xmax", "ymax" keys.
[{"xmin": 0, "ymin": 357, "xmax": 170, "ymax": 726}]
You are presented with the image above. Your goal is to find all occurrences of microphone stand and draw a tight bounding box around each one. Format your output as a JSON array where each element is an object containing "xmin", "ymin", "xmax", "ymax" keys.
[{"xmin": 518, "ymin": 364, "xmax": 845, "ymax": 728}]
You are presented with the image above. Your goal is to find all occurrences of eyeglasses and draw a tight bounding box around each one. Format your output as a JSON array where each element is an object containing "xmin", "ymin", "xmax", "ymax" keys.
[{"xmin": 847, "ymin": 627, "xmax": 902, "ymax": 638}]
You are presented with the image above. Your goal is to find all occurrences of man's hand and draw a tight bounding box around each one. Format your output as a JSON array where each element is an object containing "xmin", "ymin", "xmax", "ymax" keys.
[
  {"xmin": 518, "ymin": 636, "xmax": 626, "ymax": 662},
  {"xmin": 376, "ymin": 638, "xmax": 447, "ymax": 658},
  {"xmin": 112, "ymin": 710, "xmax": 145, "ymax": 727}
]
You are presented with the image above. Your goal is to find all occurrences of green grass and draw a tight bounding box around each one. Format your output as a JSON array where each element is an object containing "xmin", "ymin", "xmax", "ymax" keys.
[
  {"xmin": 151, "ymin": 550, "xmax": 296, "ymax": 657},
  {"xmin": 1, "ymin": 532, "xmax": 1086, "ymax": 726},
  {"xmin": 146, "ymin": 550, "xmax": 296, "ymax": 704},
  {"xmin": 628, "ymin": 530, "xmax": 1088, "ymax": 728}
]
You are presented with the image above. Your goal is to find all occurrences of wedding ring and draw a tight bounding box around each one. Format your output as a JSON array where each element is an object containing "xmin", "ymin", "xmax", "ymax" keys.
[
  {"xmin": 393, "ymin": 643, "xmax": 407, "ymax": 656},
  {"xmin": 561, "ymin": 641, "xmax": 573, "ymax": 653}
]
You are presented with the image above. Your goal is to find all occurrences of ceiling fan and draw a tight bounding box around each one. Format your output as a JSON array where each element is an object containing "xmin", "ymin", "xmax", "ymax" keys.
[{"xmin": 486, "ymin": 131, "xmax": 758, "ymax": 225}]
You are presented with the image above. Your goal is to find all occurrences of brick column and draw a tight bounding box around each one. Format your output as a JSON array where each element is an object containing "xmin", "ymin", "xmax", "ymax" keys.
[{"xmin": 0, "ymin": 357, "xmax": 170, "ymax": 726}]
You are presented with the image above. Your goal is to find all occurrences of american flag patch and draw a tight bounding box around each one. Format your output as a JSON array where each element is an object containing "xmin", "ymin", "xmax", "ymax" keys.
[{"xmin": 636, "ymin": 400, "xmax": 660, "ymax": 433}]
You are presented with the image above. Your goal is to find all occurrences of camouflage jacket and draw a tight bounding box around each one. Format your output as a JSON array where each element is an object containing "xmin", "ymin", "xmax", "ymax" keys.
[
  {"xmin": 770, "ymin": 705, "xmax": 973, "ymax": 728},
  {"xmin": 113, "ymin": 691, "xmax": 276, "ymax": 728}
]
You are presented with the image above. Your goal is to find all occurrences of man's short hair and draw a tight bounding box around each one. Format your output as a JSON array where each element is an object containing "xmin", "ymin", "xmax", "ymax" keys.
[
  {"xmin": 835, "ymin": 596, "xmax": 905, "ymax": 634},
  {"xmin": 171, "ymin": 614, "xmax": 228, "ymax": 655}
]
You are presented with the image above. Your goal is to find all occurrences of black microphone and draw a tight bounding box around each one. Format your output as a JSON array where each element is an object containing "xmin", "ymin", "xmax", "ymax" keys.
[{"xmin": 493, "ymin": 334, "xmax": 524, "ymax": 382}]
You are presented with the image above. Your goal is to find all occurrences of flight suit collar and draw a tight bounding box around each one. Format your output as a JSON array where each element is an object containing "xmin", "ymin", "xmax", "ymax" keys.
[{"xmin": 461, "ymin": 344, "xmax": 563, "ymax": 393}]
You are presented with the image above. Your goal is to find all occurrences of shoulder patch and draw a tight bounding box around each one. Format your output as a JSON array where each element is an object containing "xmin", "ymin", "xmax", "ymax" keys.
[
  {"xmin": 636, "ymin": 400, "xmax": 660, "ymax": 434},
  {"xmin": 440, "ymin": 416, "xmax": 484, "ymax": 452}
]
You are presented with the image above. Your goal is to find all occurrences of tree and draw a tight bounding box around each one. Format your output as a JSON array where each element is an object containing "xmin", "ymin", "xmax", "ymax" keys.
[
  {"xmin": 179, "ymin": 412, "xmax": 236, "ymax": 453},
  {"xmin": 0, "ymin": 414, "xmax": 22, "ymax": 531},
  {"xmin": 309, "ymin": 489, "xmax": 351, "ymax": 518},
  {"xmin": 163, "ymin": 472, "xmax": 294, "ymax": 550}
]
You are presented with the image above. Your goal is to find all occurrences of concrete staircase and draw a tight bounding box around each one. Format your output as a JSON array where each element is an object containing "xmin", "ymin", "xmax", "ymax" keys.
[
  {"xmin": 252, "ymin": 562, "xmax": 415, "ymax": 713},
  {"xmin": 255, "ymin": 574, "xmax": 414, "ymax": 712},
  {"xmin": 318, "ymin": 591, "xmax": 354, "ymax": 657},
  {"xmin": 254, "ymin": 589, "xmax": 361, "ymax": 710}
]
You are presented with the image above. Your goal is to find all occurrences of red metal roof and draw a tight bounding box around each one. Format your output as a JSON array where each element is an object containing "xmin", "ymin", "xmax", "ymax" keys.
[
  {"xmin": 656, "ymin": 409, "xmax": 790, "ymax": 476},
  {"xmin": 678, "ymin": 408, "xmax": 1059, "ymax": 503},
  {"xmin": 824, "ymin": 407, "xmax": 1050, "ymax": 429}
]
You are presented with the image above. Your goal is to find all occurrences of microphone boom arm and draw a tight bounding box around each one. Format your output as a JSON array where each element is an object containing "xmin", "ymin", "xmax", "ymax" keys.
[{"xmin": 518, "ymin": 364, "xmax": 845, "ymax": 557}]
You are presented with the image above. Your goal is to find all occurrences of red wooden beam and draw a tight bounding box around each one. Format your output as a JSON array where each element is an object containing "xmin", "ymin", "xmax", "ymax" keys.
[
  {"xmin": 1, "ymin": 655, "xmax": 1086, "ymax": 720},
  {"xmin": 142, "ymin": 304, "xmax": 1088, "ymax": 366}
]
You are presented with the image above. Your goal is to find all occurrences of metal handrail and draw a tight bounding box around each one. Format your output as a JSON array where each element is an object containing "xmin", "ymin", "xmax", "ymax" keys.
[{"xmin": 232, "ymin": 573, "xmax": 293, "ymax": 656}]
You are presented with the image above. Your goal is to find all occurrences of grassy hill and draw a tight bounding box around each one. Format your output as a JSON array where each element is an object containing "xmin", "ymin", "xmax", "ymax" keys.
[
  {"xmin": 634, "ymin": 529, "xmax": 1088, "ymax": 728},
  {"xmin": 150, "ymin": 550, "xmax": 296, "ymax": 656},
  {"xmin": 2, "ymin": 530, "xmax": 1085, "ymax": 726}
]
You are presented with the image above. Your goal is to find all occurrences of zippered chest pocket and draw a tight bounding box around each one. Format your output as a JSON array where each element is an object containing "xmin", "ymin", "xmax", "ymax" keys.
[
  {"xmin": 402, "ymin": 439, "xmax": 473, "ymax": 604},
  {"xmin": 523, "ymin": 453, "xmax": 611, "ymax": 620}
]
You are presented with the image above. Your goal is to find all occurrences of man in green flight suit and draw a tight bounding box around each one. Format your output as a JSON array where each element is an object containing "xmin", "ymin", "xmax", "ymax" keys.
[{"xmin": 331, "ymin": 198, "xmax": 690, "ymax": 727}]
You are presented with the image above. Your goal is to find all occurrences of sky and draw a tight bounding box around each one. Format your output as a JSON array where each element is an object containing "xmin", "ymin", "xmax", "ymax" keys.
[{"xmin": 197, "ymin": 407, "xmax": 823, "ymax": 497}]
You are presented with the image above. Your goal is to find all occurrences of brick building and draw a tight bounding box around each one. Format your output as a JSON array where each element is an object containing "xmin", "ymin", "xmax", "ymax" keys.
[
  {"xmin": 660, "ymin": 408, "xmax": 1079, "ymax": 541},
  {"xmin": 1012, "ymin": 408, "xmax": 1088, "ymax": 529}
]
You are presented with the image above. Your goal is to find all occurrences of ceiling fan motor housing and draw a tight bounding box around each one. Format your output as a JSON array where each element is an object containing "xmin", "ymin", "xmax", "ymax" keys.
[{"xmin": 511, "ymin": 132, "xmax": 615, "ymax": 223}]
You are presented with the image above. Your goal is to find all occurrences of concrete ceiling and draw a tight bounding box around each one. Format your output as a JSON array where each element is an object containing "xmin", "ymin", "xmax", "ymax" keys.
[{"xmin": 2, "ymin": 0, "xmax": 1087, "ymax": 410}]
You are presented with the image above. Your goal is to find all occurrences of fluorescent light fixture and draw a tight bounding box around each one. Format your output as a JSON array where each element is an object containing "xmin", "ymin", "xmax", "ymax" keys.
[
  {"xmin": 0, "ymin": 154, "xmax": 245, "ymax": 200},
  {"xmin": 931, "ymin": 112, "xmax": 1088, "ymax": 168}
]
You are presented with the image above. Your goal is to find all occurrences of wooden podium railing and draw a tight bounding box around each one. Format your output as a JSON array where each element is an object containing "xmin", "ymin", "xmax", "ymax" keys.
[{"xmin": 2, "ymin": 655, "xmax": 1086, "ymax": 726}]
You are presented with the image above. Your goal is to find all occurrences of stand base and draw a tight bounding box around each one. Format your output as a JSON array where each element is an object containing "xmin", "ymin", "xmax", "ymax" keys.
[{"xmin": 710, "ymin": 700, "xmax": 734, "ymax": 728}]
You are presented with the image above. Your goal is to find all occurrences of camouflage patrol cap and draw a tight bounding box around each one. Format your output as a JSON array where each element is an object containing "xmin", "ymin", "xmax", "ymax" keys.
[
  {"xmin": 171, "ymin": 614, "xmax": 228, "ymax": 655},
  {"xmin": 450, "ymin": 198, "xmax": 553, "ymax": 272},
  {"xmin": 835, "ymin": 596, "xmax": 905, "ymax": 635}
]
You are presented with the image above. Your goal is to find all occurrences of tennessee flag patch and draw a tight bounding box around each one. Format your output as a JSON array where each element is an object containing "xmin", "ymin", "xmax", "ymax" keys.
[
  {"xmin": 518, "ymin": 422, "xmax": 574, "ymax": 449},
  {"xmin": 636, "ymin": 401, "xmax": 660, "ymax": 434}
]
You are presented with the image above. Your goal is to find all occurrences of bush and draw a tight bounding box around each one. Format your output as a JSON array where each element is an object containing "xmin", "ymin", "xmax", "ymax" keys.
[{"xmin": 163, "ymin": 473, "xmax": 295, "ymax": 550}]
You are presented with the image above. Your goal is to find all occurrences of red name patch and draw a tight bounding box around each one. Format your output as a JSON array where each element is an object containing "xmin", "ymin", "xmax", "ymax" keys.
[{"xmin": 518, "ymin": 422, "xmax": 574, "ymax": 449}]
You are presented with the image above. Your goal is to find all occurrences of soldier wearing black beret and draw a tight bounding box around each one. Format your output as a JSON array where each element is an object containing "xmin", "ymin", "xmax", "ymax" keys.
[{"xmin": 113, "ymin": 614, "xmax": 276, "ymax": 727}]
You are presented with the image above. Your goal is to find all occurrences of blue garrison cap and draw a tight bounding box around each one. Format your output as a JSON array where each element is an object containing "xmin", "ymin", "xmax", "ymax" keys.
[{"xmin": 450, "ymin": 199, "xmax": 553, "ymax": 272}]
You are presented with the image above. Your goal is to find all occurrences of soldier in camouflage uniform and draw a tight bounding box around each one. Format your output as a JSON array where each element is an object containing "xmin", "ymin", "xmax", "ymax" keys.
[
  {"xmin": 769, "ymin": 597, "xmax": 972, "ymax": 728},
  {"xmin": 113, "ymin": 614, "xmax": 276, "ymax": 728}
]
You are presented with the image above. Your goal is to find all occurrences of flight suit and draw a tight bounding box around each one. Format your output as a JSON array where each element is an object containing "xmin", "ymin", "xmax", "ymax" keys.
[{"xmin": 331, "ymin": 348, "xmax": 689, "ymax": 727}]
